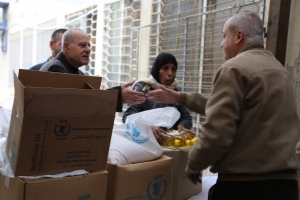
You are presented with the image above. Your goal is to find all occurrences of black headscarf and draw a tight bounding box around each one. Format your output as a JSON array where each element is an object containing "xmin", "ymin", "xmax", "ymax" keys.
[{"xmin": 150, "ymin": 53, "xmax": 177, "ymax": 83}]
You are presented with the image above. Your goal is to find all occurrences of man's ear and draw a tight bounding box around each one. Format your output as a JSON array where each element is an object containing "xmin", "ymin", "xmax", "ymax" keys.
[
  {"xmin": 235, "ymin": 30, "xmax": 244, "ymax": 44},
  {"xmin": 63, "ymin": 42, "xmax": 69, "ymax": 52},
  {"xmin": 49, "ymin": 41, "xmax": 54, "ymax": 50}
]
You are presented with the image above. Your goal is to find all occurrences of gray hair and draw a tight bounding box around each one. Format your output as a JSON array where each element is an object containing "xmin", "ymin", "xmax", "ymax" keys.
[
  {"xmin": 227, "ymin": 11, "xmax": 264, "ymax": 43},
  {"xmin": 61, "ymin": 29, "xmax": 73, "ymax": 46}
]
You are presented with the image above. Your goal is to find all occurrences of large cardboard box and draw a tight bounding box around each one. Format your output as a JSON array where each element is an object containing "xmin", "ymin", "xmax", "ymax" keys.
[
  {"xmin": 296, "ymin": 153, "xmax": 300, "ymax": 200},
  {"xmin": 163, "ymin": 147, "xmax": 202, "ymax": 200},
  {"xmin": 0, "ymin": 170, "xmax": 108, "ymax": 200},
  {"xmin": 6, "ymin": 69, "xmax": 118, "ymax": 176},
  {"xmin": 106, "ymin": 155, "xmax": 173, "ymax": 200}
]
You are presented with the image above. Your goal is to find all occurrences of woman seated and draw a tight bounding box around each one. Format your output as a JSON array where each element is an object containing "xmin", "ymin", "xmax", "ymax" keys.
[{"xmin": 123, "ymin": 52, "xmax": 193, "ymax": 143}]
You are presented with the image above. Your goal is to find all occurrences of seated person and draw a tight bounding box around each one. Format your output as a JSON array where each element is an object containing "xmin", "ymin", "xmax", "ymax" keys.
[{"xmin": 123, "ymin": 53, "xmax": 193, "ymax": 143}]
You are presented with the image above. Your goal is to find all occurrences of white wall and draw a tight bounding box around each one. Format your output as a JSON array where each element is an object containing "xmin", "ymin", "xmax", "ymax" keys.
[{"xmin": 0, "ymin": 0, "xmax": 119, "ymax": 92}]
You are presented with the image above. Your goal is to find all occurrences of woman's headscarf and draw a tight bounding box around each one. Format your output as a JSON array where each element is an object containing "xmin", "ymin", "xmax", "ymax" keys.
[
  {"xmin": 150, "ymin": 53, "xmax": 178, "ymax": 83},
  {"xmin": 132, "ymin": 53, "xmax": 178, "ymax": 91}
]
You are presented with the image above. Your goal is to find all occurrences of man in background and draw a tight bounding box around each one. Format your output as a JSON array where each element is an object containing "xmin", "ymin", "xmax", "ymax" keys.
[
  {"xmin": 29, "ymin": 28, "xmax": 67, "ymax": 70},
  {"xmin": 40, "ymin": 28, "xmax": 145, "ymax": 111}
]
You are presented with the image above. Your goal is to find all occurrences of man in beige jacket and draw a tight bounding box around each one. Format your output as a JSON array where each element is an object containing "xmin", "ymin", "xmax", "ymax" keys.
[{"xmin": 147, "ymin": 11, "xmax": 300, "ymax": 200}]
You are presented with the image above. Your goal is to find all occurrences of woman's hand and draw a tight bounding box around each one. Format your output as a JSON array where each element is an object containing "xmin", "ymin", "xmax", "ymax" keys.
[
  {"xmin": 151, "ymin": 126, "xmax": 166, "ymax": 144},
  {"xmin": 177, "ymin": 125, "xmax": 196, "ymax": 137}
]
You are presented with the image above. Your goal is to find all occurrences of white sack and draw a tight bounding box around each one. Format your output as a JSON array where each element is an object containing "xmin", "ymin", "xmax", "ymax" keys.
[{"xmin": 108, "ymin": 107, "xmax": 180, "ymax": 165}]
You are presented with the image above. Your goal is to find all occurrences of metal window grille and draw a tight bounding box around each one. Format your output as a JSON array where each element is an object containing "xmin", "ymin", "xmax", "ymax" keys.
[
  {"xmin": 63, "ymin": 0, "xmax": 266, "ymax": 130},
  {"xmin": 102, "ymin": 0, "xmax": 141, "ymax": 89},
  {"xmin": 102, "ymin": 0, "xmax": 141, "ymax": 121}
]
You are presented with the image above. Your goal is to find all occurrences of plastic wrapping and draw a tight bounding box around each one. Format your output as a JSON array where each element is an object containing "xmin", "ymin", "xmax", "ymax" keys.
[{"xmin": 160, "ymin": 129, "xmax": 198, "ymax": 147}]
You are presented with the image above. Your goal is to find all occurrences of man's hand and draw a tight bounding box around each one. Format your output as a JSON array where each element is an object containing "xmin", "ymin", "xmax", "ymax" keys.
[
  {"xmin": 151, "ymin": 126, "xmax": 166, "ymax": 144},
  {"xmin": 121, "ymin": 81, "xmax": 146, "ymax": 104},
  {"xmin": 146, "ymin": 86, "xmax": 180, "ymax": 104},
  {"xmin": 185, "ymin": 164, "xmax": 202, "ymax": 185}
]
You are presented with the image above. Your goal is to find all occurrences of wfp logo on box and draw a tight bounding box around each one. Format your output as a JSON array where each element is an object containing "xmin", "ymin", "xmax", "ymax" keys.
[
  {"xmin": 146, "ymin": 174, "xmax": 167, "ymax": 200},
  {"xmin": 54, "ymin": 120, "xmax": 71, "ymax": 137},
  {"xmin": 78, "ymin": 194, "xmax": 91, "ymax": 200}
]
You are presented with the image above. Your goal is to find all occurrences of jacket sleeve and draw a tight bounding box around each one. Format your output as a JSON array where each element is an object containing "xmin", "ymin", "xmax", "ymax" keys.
[
  {"xmin": 178, "ymin": 92, "xmax": 208, "ymax": 115},
  {"xmin": 188, "ymin": 64, "xmax": 246, "ymax": 171},
  {"xmin": 122, "ymin": 83, "xmax": 144, "ymax": 122},
  {"xmin": 107, "ymin": 86, "xmax": 122, "ymax": 112}
]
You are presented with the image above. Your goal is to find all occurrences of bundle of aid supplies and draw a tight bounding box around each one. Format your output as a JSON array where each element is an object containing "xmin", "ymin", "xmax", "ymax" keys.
[
  {"xmin": 159, "ymin": 129, "xmax": 198, "ymax": 147},
  {"xmin": 108, "ymin": 107, "xmax": 177, "ymax": 165}
]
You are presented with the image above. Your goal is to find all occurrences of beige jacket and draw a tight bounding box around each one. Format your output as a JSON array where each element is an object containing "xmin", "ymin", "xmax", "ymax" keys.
[{"xmin": 179, "ymin": 43, "xmax": 300, "ymax": 175}]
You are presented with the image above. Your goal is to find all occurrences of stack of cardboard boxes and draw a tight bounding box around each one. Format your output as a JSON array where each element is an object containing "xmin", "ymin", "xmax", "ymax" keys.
[
  {"xmin": 0, "ymin": 69, "xmax": 177, "ymax": 200},
  {"xmin": 0, "ymin": 69, "xmax": 117, "ymax": 199}
]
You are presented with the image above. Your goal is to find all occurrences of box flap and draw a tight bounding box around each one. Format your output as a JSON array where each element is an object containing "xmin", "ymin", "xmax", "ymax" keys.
[
  {"xmin": 13, "ymin": 71, "xmax": 25, "ymax": 120},
  {"xmin": 18, "ymin": 69, "xmax": 102, "ymax": 89},
  {"xmin": 23, "ymin": 88, "xmax": 118, "ymax": 117},
  {"xmin": 118, "ymin": 155, "xmax": 172, "ymax": 171},
  {"xmin": 14, "ymin": 70, "xmax": 118, "ymax": 117}
]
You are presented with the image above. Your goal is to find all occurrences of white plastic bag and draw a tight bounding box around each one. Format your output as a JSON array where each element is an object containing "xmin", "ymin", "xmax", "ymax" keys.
[
  {"xmin": 108, "ymin": 107, "xmax": 180, "ymax": 165},
  {"xmin": 0, "ymin": 137, "xmax": 14, "ymax": 178}
]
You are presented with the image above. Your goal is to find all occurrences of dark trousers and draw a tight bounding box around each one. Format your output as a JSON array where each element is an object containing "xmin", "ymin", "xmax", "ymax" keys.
[{"xmin": 208, "ymin": 179, "xmax": 298, "ymax": 200}]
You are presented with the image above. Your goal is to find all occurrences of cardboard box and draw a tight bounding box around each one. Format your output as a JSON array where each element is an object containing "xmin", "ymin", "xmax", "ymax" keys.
[
  {"xmin": 296, "ymin": 153, "xmax": 300, "ymax": 200},
  {"xmin": 6, "ymin": 69, "xmax": 118, "ymax": 176},
  {"xmin": 0, "ymin": 170, "xmax": 108, "ymax": 200},
  {"xmin": 163, "ymin": 147, "xmax": 202, "ymax": 200},
  {"xmin": 106, "ymin": 155, "xmax": 173, "ymax": 200}
]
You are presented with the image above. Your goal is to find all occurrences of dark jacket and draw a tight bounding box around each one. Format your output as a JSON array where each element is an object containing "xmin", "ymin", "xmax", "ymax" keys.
[
  {"xmin": 39, "ymin": 52, "xmax": 123, "ymax": 112},
  {"xmin": 40, "ymin": 52, "xmax": 84, "ymax": 74},
  {"xmin": 29, "ymin": 57, "xmax": 51, "ymax": 70},
  {"xmin": 123, "ymin": 82, "xmax": 193, "ymax": 130}
]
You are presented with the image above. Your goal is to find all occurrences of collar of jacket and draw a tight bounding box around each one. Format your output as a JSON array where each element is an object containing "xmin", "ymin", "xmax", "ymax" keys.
[
  {"xmin": 238, "ymin": 43, "xmax": 265, "ymax": 54},
  {"xmin": 56, "ymin": 51, "xmax": 82, "ymax": 74}
]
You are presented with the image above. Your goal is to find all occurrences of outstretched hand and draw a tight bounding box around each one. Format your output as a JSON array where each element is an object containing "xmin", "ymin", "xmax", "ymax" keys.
[
  {"xmin": 121, "ymin": 81, "xmax": 146, "ymax": 104},
  {"xmin": 146, "ymin": 86, "xmax": 180, "ymax": 104}
]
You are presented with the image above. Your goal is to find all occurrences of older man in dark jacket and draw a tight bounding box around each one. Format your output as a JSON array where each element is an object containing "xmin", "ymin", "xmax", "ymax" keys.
[{"xmin": 40, "ymin": 29, "xmax": 145, "ymax": 111}]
